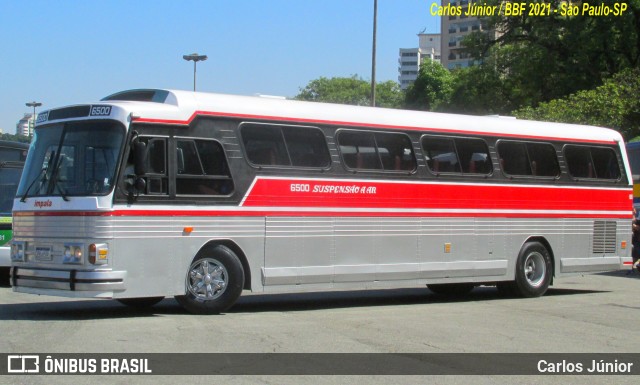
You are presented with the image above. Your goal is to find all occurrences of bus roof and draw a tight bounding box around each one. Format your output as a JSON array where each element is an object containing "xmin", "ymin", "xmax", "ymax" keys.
[
  {"xmin": 44, "ymin": 88, "xmax": 624, "ymax": 145},
  {"xmin": 0, "ymin": 140, "xmax": 29, "ymax": 149}
]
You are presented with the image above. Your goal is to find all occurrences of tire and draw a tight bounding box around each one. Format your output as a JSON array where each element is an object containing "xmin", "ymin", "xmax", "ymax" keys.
[
  {"xmin": 0, "ymin": 267, "xmax": 10, "ymax": 287},
  {"xmin": 427, "ymin": 283, "xmax": 475, "ymax": 296},
  {"xmin": 512, "ymin": 241, "xmax": 552, "ymax": 298},
  {"xmin": 175, "ymin": 245, "xmax": 244, "ymax": 315},
  {"xmin": 117, "ymin": 297, "xmax": 164, "ymax": 307}
]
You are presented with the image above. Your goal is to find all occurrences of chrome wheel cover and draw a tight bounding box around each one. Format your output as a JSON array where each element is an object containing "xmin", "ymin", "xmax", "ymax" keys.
[
  {"xmin": 524, "ymin": 251, "xmax": 546, "ymax": 288},
  {"xmin": 186, "ymin": 258, "xmax": 228, "ymax": 301}
]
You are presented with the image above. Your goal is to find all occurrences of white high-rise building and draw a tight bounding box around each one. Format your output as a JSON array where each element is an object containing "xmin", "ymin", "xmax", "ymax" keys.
[
  {"xmin": 16, "ymin": 113, "xmax": 34, "ymax": 136},
  {"xmin": 398, "ymin": 33, "xmax": 441, "ymax": 90},
  {"xmin": 440, "ymin": 0, "xmax": 497, "ymax": 70}
]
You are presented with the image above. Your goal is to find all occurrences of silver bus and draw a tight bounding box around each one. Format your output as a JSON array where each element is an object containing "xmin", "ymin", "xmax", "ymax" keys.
[{"xmin": 10, "ymin": 89, "xmax": 633, "ymax": 313}]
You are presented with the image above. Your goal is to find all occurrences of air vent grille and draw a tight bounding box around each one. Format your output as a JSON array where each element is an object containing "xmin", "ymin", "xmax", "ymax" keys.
[{"xmin": 592, "ymin": 221, "xmax": 617, "ymax": 254}]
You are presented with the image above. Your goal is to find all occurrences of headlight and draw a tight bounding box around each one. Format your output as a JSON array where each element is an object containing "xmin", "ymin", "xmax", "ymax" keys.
[
  {"xmin": 11, "ymin": 241, "xmax": 25, "ymax": 262},
  {"xmin": 63, "ymin": 244, "xmax": 83, "ymax": 264}
]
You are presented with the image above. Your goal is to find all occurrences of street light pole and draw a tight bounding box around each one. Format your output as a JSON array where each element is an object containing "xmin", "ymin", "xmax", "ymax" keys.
[
  {"xmin": 371, "ymin": 0, "xmax": 377, "ymax": 107},
  {"xmin": 25, "ymin": 101, "xmax": 42, "ymax": 136},
  {"xmin": 182, "ymin": 53, "xmax": 208, "ymax": 91}
]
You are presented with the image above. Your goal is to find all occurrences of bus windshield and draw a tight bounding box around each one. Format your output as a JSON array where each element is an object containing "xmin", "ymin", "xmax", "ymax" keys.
[{"xmin": 17, "ymin": 121, "xmax": 125, "ymax": 198}]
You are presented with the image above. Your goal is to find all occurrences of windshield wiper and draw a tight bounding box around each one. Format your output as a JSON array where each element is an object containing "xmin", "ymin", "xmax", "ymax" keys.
[
  {"xmin": 19, "ymin": 154, "xmax": 52, "ymax": 203},
  {"xmin": 19, "ymin": 167, "xmax": 47, "ymax": 202}
]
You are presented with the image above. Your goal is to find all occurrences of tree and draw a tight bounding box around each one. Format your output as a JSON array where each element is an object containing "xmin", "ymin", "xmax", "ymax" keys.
[
  {"xmin": 0, "ymin": 133, "xmax": 31, "ymax": 144},
  {"xmin": 513, "ymin": 68, "xmax": 640, "ymax": 140},
  {"xmin": 374, "ymin": 80, "xmax": 405, "ymax": 109},
  {"xmin": 462, "ymin": 0, "xmax": 640, "ymax": 109},
  {"xmin": 294, "ymin": 75, "xmax": 403, "ymax": 109},
  {"xmin": 445, "ymin": 62, "xmax": 511, "ymax": 115},
  {"xmin": 404, "ymin": 60, "xmax": 453, "ymax": 111}
]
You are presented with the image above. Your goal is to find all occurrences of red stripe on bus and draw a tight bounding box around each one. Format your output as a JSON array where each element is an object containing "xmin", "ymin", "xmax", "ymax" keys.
[
  {"xmin": 241, "ymin": 178, "xmax": 632, "ymax": 213},
  {"xmin": 132, "ymin": 111, "xmax": 618, "ymax": 145}
]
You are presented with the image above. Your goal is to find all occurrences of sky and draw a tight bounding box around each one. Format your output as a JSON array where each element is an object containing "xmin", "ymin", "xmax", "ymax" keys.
[{"xmin": 0, "ymin": 0, "xmax": 439, "ymax": 133}]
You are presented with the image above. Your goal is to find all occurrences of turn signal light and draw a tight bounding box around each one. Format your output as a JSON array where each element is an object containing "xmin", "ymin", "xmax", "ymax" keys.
[{"xmin": 89, "ymin": 243, "xmax": 109, "ymax": 265}]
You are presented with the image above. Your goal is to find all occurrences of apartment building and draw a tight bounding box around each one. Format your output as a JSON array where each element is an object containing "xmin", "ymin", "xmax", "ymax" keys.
[
  {"xmin": 398, "ymin": 33, "xmax": 441, "ymax": 90},
  {"xmin": 16, "ymin": 113, "xmax": 33, "ymax": 136},
  {"xmin": 440, "ymin": 0, "xmax": 494, "ymax": 70}
]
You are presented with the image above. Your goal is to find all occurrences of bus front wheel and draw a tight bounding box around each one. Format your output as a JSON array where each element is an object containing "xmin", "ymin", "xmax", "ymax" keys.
[{"xmin": 175, "ymin": 245, "xmax": 244, "ymax": 315}]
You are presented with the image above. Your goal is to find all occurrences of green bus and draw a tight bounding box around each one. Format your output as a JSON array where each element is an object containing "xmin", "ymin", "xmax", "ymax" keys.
[{"xmin": 0, "ymin": 140, "xmax": 29, "ymax": 284}]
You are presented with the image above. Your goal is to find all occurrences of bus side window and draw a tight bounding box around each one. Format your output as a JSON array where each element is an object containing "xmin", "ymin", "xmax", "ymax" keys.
[
  {"xmin": 146, "ymin": 138, "xmax": 167, "ymax": 175},
  {"xmin": 282, "ymin": 126, "xmax": 331, "ymax": 168},
  {"xmin": 591, "ymin": 147, "xmax": 620, "ymax": 180},
  {"xmin": 526, "ymin": 142, "xmax": 560, "ymax": 177},
  {"xmin": 422, "ymin": 135, "xmax": 492, "ymax": 176},
  {"xmin": 175, "ymin": 139, "xmax": 234, "ymax": 196},
  {"xmin": 241, "ymin": 123, "xmax": 330, "ymax": 169},
  {"xmin": 375, "ymin": 132, "xmax": 416, "ymax": 172},
  {"xmin": 421, "ymin": 136, "xmax": 460, "ymax": 174},
  {"xmin": 564, "ymin": 146, "xmax": 591, "ymax": 178},
  {"xmin": 146, "ymin": 138, "xmax": 168, "ymax": 194},
  {"xmin": 241, "ymin": 124, "xmax": 289, "ymax": 167},
  {"xmin": 565, "ymin": 145, "xmax": 621, "ymax": 180},
  {"xmin": 337, "ymin": 130, "xmax": 382, "ymax": 170},
  {"xmin": 497, "ymin": 141, "xmax": 531, "ymax": 176},
  {"xmin": 456, "ymin": 138, "xmax": 492, "ymax": 175}
]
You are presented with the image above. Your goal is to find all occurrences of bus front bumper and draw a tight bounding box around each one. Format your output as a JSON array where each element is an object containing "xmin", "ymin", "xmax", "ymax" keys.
[{"xmin": 10, "ymin": 267, "xmax": 126, "ymax": 292}]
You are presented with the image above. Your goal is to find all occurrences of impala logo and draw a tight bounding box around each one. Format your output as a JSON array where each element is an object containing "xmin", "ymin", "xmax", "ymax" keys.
[{"xmin": 34, "ymin": 200, "xmax": 53, "ymax": 208}]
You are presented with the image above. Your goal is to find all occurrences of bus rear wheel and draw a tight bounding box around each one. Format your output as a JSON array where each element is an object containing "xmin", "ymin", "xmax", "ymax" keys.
[
  {"xmin": 509, "ymin": 241, "xmax": 552, "ymax": 298},
  {"xmin": 175, "ymin": 245, "xmax": 244, "ymax": 315}
]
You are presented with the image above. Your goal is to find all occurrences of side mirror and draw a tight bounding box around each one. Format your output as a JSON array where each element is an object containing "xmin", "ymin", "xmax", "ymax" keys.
[
  {"xmin": 134, "ymin": 177, "xmax": 146, "ymax": 192},
  {"xmin": 133, "ymin": 140, "xmax": 147, "ymax": 176}
]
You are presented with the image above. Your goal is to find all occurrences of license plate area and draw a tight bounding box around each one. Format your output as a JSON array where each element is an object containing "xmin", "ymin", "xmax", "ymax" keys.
[{"xmin": 35, "ymin": 246, "xmax": 52, "ymax": 261}]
